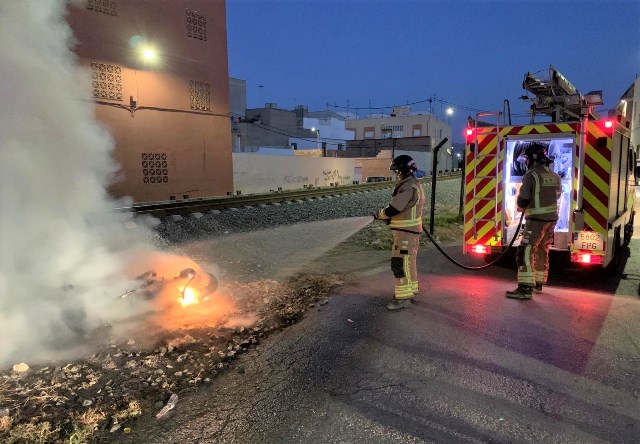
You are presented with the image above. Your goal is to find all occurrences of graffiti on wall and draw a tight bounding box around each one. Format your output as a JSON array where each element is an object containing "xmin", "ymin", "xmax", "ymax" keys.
[
  {"xmin": 236, "ymin": 172, "xmax": 276, "ymax": 187},
  {"xmin": 283, "ymin": 174, "xmax": 309, "ymax": 184},
  {"xmin": 322, "ymin": 169, "xmax": 351, "ymax": 183}
]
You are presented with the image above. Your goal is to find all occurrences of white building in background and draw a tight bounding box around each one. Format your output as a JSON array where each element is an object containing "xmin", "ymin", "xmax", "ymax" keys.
[{"xmin": 286, "ymin": 113, "xmax": 355, "ymax": 151}]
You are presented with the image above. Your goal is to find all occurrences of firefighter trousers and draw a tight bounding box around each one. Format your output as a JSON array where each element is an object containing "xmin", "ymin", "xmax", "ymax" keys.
[
  {"xmin": 516, "ymin": 219, "xmax": 556, "ymax": 286},
  {"xmin": 391, "ymin": 230, "xmax": 420, "ymax": 299}
]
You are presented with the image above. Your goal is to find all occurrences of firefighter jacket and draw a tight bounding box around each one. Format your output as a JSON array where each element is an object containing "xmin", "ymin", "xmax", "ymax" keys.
[
  {"xmin": 382, "ymin": 175, "xmax": 425, "ymax": 233},
  {"xmin": 518, "ymin": 164, "xmax": 561, "ymax": 222}
]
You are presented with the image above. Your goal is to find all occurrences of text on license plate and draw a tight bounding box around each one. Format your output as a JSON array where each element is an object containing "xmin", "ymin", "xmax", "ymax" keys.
[{"xmin": 573, "ymin": 231, "xmax": 604, "ymax": 250}]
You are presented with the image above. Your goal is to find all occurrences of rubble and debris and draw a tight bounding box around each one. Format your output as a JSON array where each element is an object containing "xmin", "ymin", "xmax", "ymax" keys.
[
  {"xmin": 0, "ymin": 273, "xmax": 337, "ymax": 443},
  {"xmin": 155, "ymin": 393, "xmax": 178, "ymax": 419},
  {"xmin": 11, "ymin": 363, "xmax": 29, "ymax": 373}
]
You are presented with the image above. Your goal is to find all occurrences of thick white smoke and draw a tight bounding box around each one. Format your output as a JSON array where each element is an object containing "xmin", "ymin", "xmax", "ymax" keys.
[{"xmin": 0, "ymin": 0, "xmax": 156, "ymax": 366}]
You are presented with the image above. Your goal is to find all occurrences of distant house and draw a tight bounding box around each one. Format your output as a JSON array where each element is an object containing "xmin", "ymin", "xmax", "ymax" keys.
[{"xmin": 336, "ymin": 106, "xmax": 455, "ymax": 177}]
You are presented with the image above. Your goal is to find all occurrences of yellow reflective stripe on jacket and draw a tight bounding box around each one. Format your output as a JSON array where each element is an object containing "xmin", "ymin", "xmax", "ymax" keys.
[
  {"xmin": 390, "ymin": 219, "xmax": 421, "ymax": 228},
  {"xmin": 389, "ymin": 183, "xmax": 421, "ymax": 229},
  {"xmin": 526, "ymin": 205, "xmax": 557, "ymax": 215}
]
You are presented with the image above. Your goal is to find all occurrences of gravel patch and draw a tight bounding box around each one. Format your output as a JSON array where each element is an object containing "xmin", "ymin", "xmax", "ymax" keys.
[{"xmin": 155, "ymin": 178, "xmax": 463, "ymax": 244}]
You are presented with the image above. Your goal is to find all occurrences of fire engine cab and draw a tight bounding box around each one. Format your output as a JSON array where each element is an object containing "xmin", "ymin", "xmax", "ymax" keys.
[{"xmin": 463, "ymin": 66, "xmax": 636, "ymax": 272}]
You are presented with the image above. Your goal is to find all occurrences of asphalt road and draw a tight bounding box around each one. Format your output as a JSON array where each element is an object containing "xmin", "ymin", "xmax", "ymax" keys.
[{"xmin": 116, "ymin": 199, "xmax": 640, "ymax": 444}]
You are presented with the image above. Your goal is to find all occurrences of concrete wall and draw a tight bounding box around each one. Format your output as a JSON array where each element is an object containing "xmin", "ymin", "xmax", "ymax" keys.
[
  {"xmin": 352, "ymin": 147, "xmax": 453, "ymax": 181},
  {"xmin": 233, "ymin": 154, "xmax": 355, "ymax": 194},
  {"xmin": 67, "ymin": 0, "xmax": 233, "ymax": 203},
  {"xmin": 229, "ymin": 78, "xmax": 247, "ymax": 118},
  {"xmin": 242, "ymin": 107, "xmax": 315, "ymax": 148},
  {"xmin": 355, "ymin": 157, "xmax": 394, "ymax": 180}
]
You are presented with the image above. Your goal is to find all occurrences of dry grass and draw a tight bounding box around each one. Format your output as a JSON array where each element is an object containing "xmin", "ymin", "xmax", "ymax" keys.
[
  {"xmin": 68, "ymin": 408, "xmax": 106, "ymax": 444},
  {"xmin": 114, "ymin": 400, "xmax": 142, "ymax": 423},
  {"xmin": 2, "ymin": 420, "xmax": 58, "ymax": 444}
]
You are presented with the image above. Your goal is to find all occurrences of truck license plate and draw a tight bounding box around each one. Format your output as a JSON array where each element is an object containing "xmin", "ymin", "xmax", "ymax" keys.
[{"xmin": 574, "ymin": 231, "xmax": 604, "ymax": 250}]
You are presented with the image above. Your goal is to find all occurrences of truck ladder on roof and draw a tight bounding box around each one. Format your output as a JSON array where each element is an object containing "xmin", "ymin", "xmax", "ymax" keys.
[{"xmin": 523, "ymin": 65, "xmax": 599, "ymax": 122}]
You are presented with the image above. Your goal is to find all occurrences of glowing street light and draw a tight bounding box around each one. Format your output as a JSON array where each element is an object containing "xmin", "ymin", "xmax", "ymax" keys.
[
  {"xmin": 142, "ymin": 48, "xmax": 157, "ymax": 61},
  {"xmin": 446, "ymin": 107, "xmax": 454, "ymax": 116},
  {"xmin": 140, "ymin": 45, "xmax": 159, "ymax": 64},
  {"xmin": 311, "ymin": 127, "xmax": 320, "ymax": 150}
]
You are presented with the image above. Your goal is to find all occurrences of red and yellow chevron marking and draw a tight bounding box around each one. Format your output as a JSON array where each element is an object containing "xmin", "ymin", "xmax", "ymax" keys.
[
  {"xmin": 464, "ymin": 131, "xmax": 503, "ymax": 245},
  {"xmin": 581, "ymin": 121, "xmax": 612, "ymax": 233},
  {"xmin": 499, "ymin": 123, "xmax": 579, "ymax": 136}
]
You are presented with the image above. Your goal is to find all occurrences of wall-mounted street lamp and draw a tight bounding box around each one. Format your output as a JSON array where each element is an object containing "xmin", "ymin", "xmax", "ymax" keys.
[
  {"xmin": 130, "ymin": 35, "xmax": 160, "ymax": 66},
  {"xmin": 142, "ymin": 47, "xmax": 157, "ymax": 62}
]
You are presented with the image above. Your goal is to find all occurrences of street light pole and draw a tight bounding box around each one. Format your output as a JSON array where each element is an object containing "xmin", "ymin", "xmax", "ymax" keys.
[{"xmin": 429, "ymin": 138, "xmax": 449, "ymax": 236}]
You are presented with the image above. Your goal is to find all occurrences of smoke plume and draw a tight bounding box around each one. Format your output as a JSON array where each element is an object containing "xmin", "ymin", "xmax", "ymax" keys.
[{"xmin": 0, "ymin": 0, "xmax": 156, "ymax": 366}]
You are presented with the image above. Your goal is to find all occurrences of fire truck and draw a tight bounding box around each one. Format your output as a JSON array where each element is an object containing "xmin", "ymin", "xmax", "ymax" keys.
[{"xmin": 463, "ymin": 67, "xmax": 636, "ymax": 272}]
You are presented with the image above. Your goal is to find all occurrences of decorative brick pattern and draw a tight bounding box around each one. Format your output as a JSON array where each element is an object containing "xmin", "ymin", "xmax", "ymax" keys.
[
  {"xmin": 186, "ymin": 9, "xmax": 207, "ymax": 41},
  {"xmin": 141, "ymin": 153, "xmax": 169, "ymax": 184},
  {"xmin": 87, "ymin": 0, "xmax": 117, "ymax": 16},
  {"xmin": 90, "ymin": 62, "xmax": 123, "ymax": 101},
  {"xmin": 189, "ymin": 81, "xmax": 211, "ymax": 111}
]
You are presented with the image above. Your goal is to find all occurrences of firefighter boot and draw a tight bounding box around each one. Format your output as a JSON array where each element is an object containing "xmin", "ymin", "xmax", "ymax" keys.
[
  {"xmin": 386, "ymin": 299, "xmax": 412, "ymax": 310},
  {"xmin": 533, "ymin": 283, "xmax": 543, "ymax": 293},
  {"xmin": 505, "ymin": 284, "xmax": 533, "ymax": 300},
  {"xmin": 410, "ymin": 282, "xmax": 419, "ymax": 303}
]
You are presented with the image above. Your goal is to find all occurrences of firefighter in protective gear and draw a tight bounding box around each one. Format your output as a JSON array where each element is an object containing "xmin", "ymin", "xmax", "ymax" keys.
[
  {"xmin": 374, "ymin": 155, "xmax": 425, "ymax": 310},
  {"xmin": 506, "ymin": 143, "xmax": 561, "ymax": 299}
]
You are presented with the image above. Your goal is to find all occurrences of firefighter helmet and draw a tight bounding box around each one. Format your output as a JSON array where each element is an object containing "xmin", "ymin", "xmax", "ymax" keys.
[
  {"xmin": 390, "ymin": 155, "xmax": 417, "ymax": 175},
  {"xmin": 519, "ymin": 142, "xmax": 551, "ymax": 166}
]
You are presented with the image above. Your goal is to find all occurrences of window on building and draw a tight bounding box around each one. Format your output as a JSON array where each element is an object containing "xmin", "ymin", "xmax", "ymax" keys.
[
  {"xmin": 141, "ymin": 152, "xmax": 169, "ymax": 184},
  {"xmin": 90, "ymin": 62, "xmax": 122, "ymax": 101},
  {"xmin": 87, "ymin": 0, "xmax": 117, "ymax": 16},
  {"xmin": 364, "ymin": 127, "xmax": 375, "ymax": 139},
  {"xmin": 189, "ymin": 80, "xmax": 211, "ymax": 111},
  {"xmin": 412, "ymin": 124, "xmax": 422, "ymax": 137},
  {"xmin": 347, "ymin": 128, "xmax": 356, "ymax": 138},
  {"xmin": 186, "ymin": 9, "xmax": 208, "ymax": 41},
  {"xmin": 381, "ymin": 125, "xmax": 404, "ymax": 138}
]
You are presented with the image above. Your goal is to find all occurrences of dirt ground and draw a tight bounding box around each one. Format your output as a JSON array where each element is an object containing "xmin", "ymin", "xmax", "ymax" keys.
[{"xmin": 0, "ymin": 211, "xmax": 463, "ymax": 444}]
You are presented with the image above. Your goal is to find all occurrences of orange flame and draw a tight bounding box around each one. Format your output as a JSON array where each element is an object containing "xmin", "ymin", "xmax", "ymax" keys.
[{"xmin": 178, "ymin": 286, "xmax": 199, "ymax": 307}]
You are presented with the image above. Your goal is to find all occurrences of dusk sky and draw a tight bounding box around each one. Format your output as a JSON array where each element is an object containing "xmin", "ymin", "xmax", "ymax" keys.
[{"xmin": 226, "ymin": 0, "xmax": 639, "ymax": 142}]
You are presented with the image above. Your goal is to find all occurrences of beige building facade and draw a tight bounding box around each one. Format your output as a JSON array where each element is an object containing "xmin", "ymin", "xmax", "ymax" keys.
[
  {"xmin": 67, "ymin": 0, "xmax": 233, "ymax": 203},
  {"xmin": 345, "ymin": 111, "xmax": 451, "ymax": 145},
  {"xmin": 344, "ymin": 108, "xmax": 454, "ymax": 171}
]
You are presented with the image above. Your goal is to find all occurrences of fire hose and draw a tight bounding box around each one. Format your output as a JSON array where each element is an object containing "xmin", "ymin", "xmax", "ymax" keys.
[{"xmin": 421, "ymin": 212, "xmax": 525, "ymax": 270}]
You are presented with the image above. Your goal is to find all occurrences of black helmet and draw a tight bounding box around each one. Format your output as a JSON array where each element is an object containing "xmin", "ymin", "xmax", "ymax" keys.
[
  {"xmin": 519, "ymin": 142, "xmax": 551, "ymax": 166},
  {"xmin": 390, "ymin": 154, "xmax": 417, "ymax": 175}
]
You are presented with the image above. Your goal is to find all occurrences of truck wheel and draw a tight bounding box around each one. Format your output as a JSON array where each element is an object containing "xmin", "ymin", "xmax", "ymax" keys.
[
  {"xmin": 623, "ymin": 213, "xmax": 634, "ymax": 246},
  {"xmin": 605, "ymin": 231, "xmax": 622, "ymax": 277}
]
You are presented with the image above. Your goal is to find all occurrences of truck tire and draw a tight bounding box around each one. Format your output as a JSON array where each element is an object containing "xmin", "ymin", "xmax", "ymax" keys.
[
  {"xmin": 623, "ymin": 213, "xmax": 634, "ymax": 246},
  {"xmin": 605, "ymin": 230, "xmax": 622, "ymax": 277}
]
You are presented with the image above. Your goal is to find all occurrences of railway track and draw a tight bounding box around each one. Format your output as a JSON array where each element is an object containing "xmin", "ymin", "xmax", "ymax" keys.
[{"xmin": 124, "ymin": 172, "xmax": 462, "ymax": 218}]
